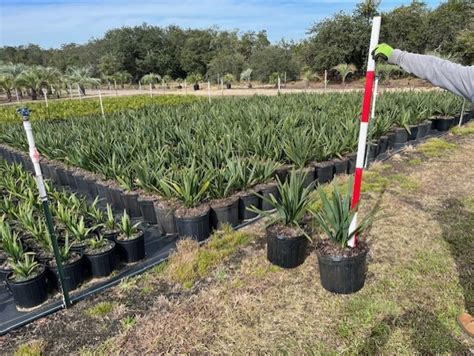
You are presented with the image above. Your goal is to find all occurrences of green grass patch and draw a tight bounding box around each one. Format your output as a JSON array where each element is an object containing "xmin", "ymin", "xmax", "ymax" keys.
[
  {"xmin": 408, "ymin": 158, "xmax": 422, "ymax": 166},
  {"xmin": 164, "ymin": 226, "xmax": 252, "ymax": 287},
  {"xmin": 417, "ymin": 138, "xmax": 457, "ymax": 158},
  {"xmin": 392, "ymin": 174, "xmax": 420, "ymax": 192},
  {"xmin": 361, "ymin": 171, "xmax": 390, "ymax": 193},
  {"xmin": 451, "ymin": 123, "xmax": 474, "ymax": 136},
  {"xmin": 14, "ymin": 341, "xmax": 44, "ymax": 356},
  {"xmin": 86, "ymin": 301, "xmax": 116, "ymax": 318},
  {"xmin": 120, "ymin": 315, "xmax": 137, "ymax": 330}
]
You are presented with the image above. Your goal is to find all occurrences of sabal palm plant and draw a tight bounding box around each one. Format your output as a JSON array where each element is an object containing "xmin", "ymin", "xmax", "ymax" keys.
[
  {"xmin": 376, "ymin": 64, "xmax": 402, "ymax": 84},
  {"xmin": 0, "ymin": 72, "xmax": 15, "ymax": 101},
  {"xmin": 301, "ymin": 67, "xmax": 321, "ymax": 89},
  {"xmin": 332, "ymin": 63, "xmax": 357, "ymax": 86},
  {"xmin": 16, "ymin": 66, "xmax": 44, "ymax": 100},
  {"xmin": 66, "ymin": 66, "xmax": 100, "ymax": 95},
  {"xmin": 113, "ymin": 71, "xmax": 132, "ymax": 88}
]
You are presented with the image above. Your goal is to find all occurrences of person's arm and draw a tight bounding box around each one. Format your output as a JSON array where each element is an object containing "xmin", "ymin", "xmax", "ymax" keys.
[{"xmin": 388, "ymin": 49, "xmax": 474, "ymax": 103}]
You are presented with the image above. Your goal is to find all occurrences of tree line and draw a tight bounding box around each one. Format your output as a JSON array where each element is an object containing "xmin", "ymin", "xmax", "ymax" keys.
[{"xmin": 0, "ymin": 0, "xmax": 472, "ymax": 100}]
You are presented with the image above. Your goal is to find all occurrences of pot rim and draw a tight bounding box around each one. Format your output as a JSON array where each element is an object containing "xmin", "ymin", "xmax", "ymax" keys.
[{"xmin": 7, "ymin": 265, "xmax": 46, "ymax": 286}]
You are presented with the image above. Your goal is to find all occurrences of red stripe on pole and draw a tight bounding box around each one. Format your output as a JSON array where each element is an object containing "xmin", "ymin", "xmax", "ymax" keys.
[
  {"xmin": 361, "ymin": 71, "xmax": 375, "ymax": 123},
  {"xmin": 351, "ymin": 167, "xmax": 363, "ymax": 209}
]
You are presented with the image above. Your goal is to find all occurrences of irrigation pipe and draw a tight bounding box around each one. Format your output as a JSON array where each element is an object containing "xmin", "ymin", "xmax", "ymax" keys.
[{"xmin": 348, "ymin": 15, "xmax": 381, "ymax": 248}]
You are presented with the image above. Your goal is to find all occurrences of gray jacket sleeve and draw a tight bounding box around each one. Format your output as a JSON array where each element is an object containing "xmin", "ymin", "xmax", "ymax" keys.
[{"xmin": 389, "ymin": 49, "xmax": 474, "ymax": 103}]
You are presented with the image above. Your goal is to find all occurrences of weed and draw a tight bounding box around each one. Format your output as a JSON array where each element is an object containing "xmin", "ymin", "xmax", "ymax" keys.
[
  {"xmin": 417, "ymin": 138, "xmax": 457, "ymax": 157},
  {"xmin": 393, "ymin": 174, "xmax": 420, "ymax": 192},
  {"xmin": 121, "ymin": 315, "xmax": 137, "ymax": 330},
  {"xmin": 86, "ymin": 301, "xmax": 115, "ymax": 318},
  {"xmin": 14, "ymin": 341, "xmax": 44, "ymax": 356},
  {"xmin": 451, "ymin": 123, "xmax": 474, "ymax": 136},
  {"xmin": 408, "ymin": 158, "xmax": 422, "ymax": 166},
  {"xmin": 119, "ymin": 277, "xmax": 137, "ymax": 292}
]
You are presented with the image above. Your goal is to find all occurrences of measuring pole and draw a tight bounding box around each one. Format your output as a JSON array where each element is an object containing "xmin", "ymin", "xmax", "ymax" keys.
[
  {"xmin": 16, "ymin": 107, "xmax": 71, "ymax": 308},
  {"xmin": 458, "ymin": 99, "xmax": 466, "ymax": 127},
  {"xmin": 98, "ymin": 89, "xmax": 105, "ymax": 118},
  {"xmin": 348, "ymin": 16, "xmax": 381, "ymax": 248},
  {"xmin": 364, "ymin": 75, "xmax": 380, "ymax": 168}
]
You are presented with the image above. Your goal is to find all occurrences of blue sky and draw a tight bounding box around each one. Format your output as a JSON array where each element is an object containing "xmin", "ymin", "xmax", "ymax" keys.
[{"xmin": 1, "ymin": 0, "xmax": 442, "ymax": 48}]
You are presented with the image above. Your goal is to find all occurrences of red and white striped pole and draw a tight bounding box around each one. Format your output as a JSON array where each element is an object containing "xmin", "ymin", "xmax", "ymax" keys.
[{"xmin": 348, "ymin": 16, "xmax": 381, "ymax": 248}]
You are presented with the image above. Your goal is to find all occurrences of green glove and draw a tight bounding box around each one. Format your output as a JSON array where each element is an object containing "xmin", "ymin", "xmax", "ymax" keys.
[{"xmin": 372, "ymin": 43, "xmax": 394, "ymax": 61}]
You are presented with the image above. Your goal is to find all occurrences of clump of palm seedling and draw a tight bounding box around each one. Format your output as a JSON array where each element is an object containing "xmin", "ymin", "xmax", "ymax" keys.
[
  {"xmin": 9, "ymin": 252, "xmax": 41, "ymax": 282},
  {"xmin": 117, "ymin": 210, "xmax": 141, "ymax": 240}
]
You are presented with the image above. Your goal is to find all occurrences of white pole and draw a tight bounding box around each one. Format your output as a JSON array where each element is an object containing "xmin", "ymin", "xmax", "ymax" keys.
[
  {"xmin": 221, "ymin": 79, "xmax": 224, "ymax": 96},
  {"xmin": 284, "ymin": 71, "xmax": 287, "ymax": 86},
  {"xmin": 162, "ymin": 79, "xmax": 165, "ymax": 94},
  {"xmin": 50, "ymin": 84, "xmax": 55, "ymax": 95},
  {"xmin": 207, "ymin": 81, "xmax": 211, "ymax": 103},
  {"xmin": 98, "ymin": 89, "xmax": 105, "ymax": 118},
  {"xmin": 114, "ymin": 80, "xmax": 118, "ymax": 97},
  {"xmin": 139, "ymin": 80, "xmax": 142, "ymax": 92},
  {"xmin": 458, "ymin": 99, "xmax": 466, "ymax": 127},
  {"xmin": 277, "ymin": 76, "xmax": 281, "ymax": 94},
  {"xmin": 324, "ymin": 70, "xmax": 327, "ymax": 91},
  {"xmin": 149, "ymin": 83, "xmax": 153, "ymax": 98},
  {"xmin": 68, "ymin": 84, "xmax": 73, "ymax": 99},
  {"xmin": 15, "ymin": 88, "xmax": 20, "ymax": 103},
  {"xmin": 42, "ymin": 88, "xmax": 48, "ymax": 107},
  {"xmin": 185, "ymin": 79, "xmax": 187, "ymax": 94}
]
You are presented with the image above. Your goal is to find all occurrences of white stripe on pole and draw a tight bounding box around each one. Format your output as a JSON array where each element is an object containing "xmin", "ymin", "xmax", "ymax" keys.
[
  {"xmin": 15, "ymin": 88, "xmax": 20, "ymax": 103},
  {"xmin": 365, "ymin": 75, "xmax": 380, "ymax": 168},
  {"xmin": 355, "ymin": 122, "xmax": 369, "ymax": 168},
  {"xmin": 98, "ymin": 89, "xmax": 105, "ymax": 118},
  {"xmin": 277, "ymin": 76, "xmax": 281, "ymax": 93}
]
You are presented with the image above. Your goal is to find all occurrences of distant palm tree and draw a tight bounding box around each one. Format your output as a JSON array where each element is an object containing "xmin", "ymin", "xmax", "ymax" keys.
[
  {"xmin": 376, "ymin": 63, "xmax": 402, "ymax": 84},
  {"xmin": 332, "ymin": 63, "xmax": 357, "ymax": 86},
  {"xmin": 0, "ymin": 63, "xmax": 27, "ymax": 100},
  {"xmin": 16, "ymin": 66, "xmax": 44, "ymax": 100},
  {"xmin": 66, "ymin": 66, "xmax": 100, "ymax": 95},
  {"xmin": 141, "ymin": 73, "xmax": 162, "ymax": 87},
  {"xmin": 0, "ymin": 72, "xmax": 15, "ymax": 101},
  {"xmin": 113, "ymin": 71, "xmax": 132, "ymax": 88},
  {"xmin": 301, "ymin": 67, "xmax": 321, "ymax": 89}
]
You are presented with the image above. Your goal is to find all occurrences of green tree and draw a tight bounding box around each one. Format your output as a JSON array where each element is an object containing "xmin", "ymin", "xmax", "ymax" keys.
[
  {"xmin": 16, "ymin": 66, "xmax": 44, "ymax": 100},
  {"xmin": 207, "ymin": 52, "xmax": 245, "ymax": 82},
  {"xmin": 65, "ymin": 66, "xmax": 100, "ymax": 95},
  {"xmin": 249, "ymin": 45, "xmax": 300, "ymax": 82},
  {"xmin": 99, "ymin": 54, "xmax": 121, "ymax": 77},
  {"xmin": 453, "ymin": 25, "xmax": 474, "ymax": 65}
]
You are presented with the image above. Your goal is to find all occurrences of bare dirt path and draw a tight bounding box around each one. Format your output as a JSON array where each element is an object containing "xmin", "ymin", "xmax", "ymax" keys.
[{"xmin": 1, "ymin": 124, "xmax": 473, "ymax": 354}]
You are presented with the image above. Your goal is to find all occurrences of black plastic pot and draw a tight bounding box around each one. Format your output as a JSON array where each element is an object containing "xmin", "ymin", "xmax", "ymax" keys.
[
  {"xmin": 226, "ymin": 83, "xmax": 231, "ymax": 89},
  {"xmin": 211, "ymin": 197, "xmax": 239, "ymax": 229},
  {"xmin": 47, "ymin": 164, "xmax": 59, "ymax": 184},
  {"xmin": 85, "ymin": 242, "xmax": 117, "ymax": 278},
  {"xmin": 293, "ymin": 167, "xmax": 315, "ymax": 188},
  {"xmin": 346, "ymin": 153, "xmax": 357, "ymax": 174},
  {"xmin": 429, "ymin": 118, "xmax": 437, "ymax": 130},
  {"xmin": 102, "ymin": 230, "xmax": 118, "ymax": 242},
  {"xmin": 138, "ymin": 197, "xmax": 158, "ymax": 225},
  {"xmin": 107, "ymin": 187, "xmax": 125, "ymax": 211},
  {"xmin": 116, "ymin": 232, "xmax": 145, "ymax": 263},
  {"xmin": 56, "ymin": 167, "xmax": 69, "ymax": 186},
  {"xmin": 266, "ymin": 225, "xmax": 308, "ymax": 268},
  {"xmin": 377, "ymin": 136, "xmax": 388, "ymax": 155},
  {"xmin": 394, "ymin": 127, "xmax": 408, "ymax": 144},
  {"xmin": 193, "ymin": 83, "xmax": 200, "ymax": 91},
  {"xmin": 96, "ymin": 183, "xmax": 110, "ymax": 203},
  {"xmin": 259, "ymin": 183, "xmax": 281, "ymax": 211},
  {"xmin": 48, "ymin": 254, "xmax": 85, "ymax": 292},
  {"xmin": 386, "ymin": 132, "xmax": 396, "ymax": 150},
  {"xmin": 366, "ymin": 142, "xmax": 378, "ymax": 164},
  {"xmin": 238, "ymin": 191, "xmax": 260, "ymax": 220},
  {"xmin": 317, "ymin": 249, "xmax": 368, "ymax": 294},
  {"xmin": 407, "ymin": 125, "xmax": 419, "ymax": 141},
  {"xmin": 66, "ymin": 171, "xmax": 77, "ymax": 190},
  {"xmin": 333, "ymin": 158, "xmax": 349, "ymax": 176},
  {"xmin": 417, "ymin": 121, "xmax": 431, "ymax": 139},
  {"xmin": 74, "ymin": 173, "xmax": 89, "ymax": 198},
  {"xmin": 7, "ymin": 267, "xmax": 48, "ymax": 308},
  {"xmin": 155, "ymin": 202, "xmax": 178, "ymax": 234},
  {"xmin": 123, "ymin": 192, "xmax": 141, "ymax": 218},
  {"xmin": 175, "ymin": 207, "xmax": 211, "ymax": 241},
  {"xmin": 436, "ymin": 117, "xmax": 454, "ymax": 132},
  {"xmin": 85, "ymin": 178, "xmax": 99, "ymax": 199},
  {"xmin": 0, "ymin": 265, "xmax": 12, "ymax": 283},
  {"xmin": 275, "ymin": 165, "xmax": 291, "ymax": 183},
  {"xmin": 315, "ymin": 161, "xmax": 334, "ymax": 184}
]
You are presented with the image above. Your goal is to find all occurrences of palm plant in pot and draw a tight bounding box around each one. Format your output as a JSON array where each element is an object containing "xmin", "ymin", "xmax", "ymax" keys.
[
  {"xmin": 0, "ymin": 220, "xmax": 23, "ymax": 282},
  {"xmin": 100, "ymin": 204, "xmax": 119, "ymax": 241},
  {"xmin": 84, "ymin": 235, "xmax": 116, "ymax": 278},
  {"xmin": 116, "ymin": 210, "xmax": 145, "ymax": 263},
  {"xmin": 311, "ymin": 182, "xmax": 377, "ymax": 294},
  {"xmin": 209, "ymin": 162, "xmax": 239, "ymax": 229},
  {"xmin": 68, "ymin": 216, "xmax": 95, "ymax": 252},
  {"xmin": 47, "ymin": 232, "xmax": 85, "ymax": 292},
  {"xmin": 161, "ymin": 163, "xmax": 212, "ymax": 241},
  {"xmin": 250, "ymin": 170, "xmax": 314, "ymax": 268},
  {"xmin": 7, "ymin": 252, "xmax": 48, "ymax": 309}
]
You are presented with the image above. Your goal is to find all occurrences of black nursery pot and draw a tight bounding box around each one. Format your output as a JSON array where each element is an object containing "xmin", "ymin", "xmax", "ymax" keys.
[
  {"xmin": 317, "ymin": 249, "xmax": 368, "ymax": 294},
  {"xmin": 116, "ymin": 232, "xmax": 145, "ymax": 263},
  {"xmin": 7, "ymin": 267, "xmax": 48, "ymax": 309},
  {"xmin": 417, "ymin": 121, "xmax": 431, "ymax": 139},
  {"xmin": 366, "ymin": 142, "xmax": 378, "ymax": 163},
  {"xmin": 259, "ymin": 183, "xmax": 281, "ymax": 211},
  {"xmin": 346, "ymin": 153, "xmax": 357, "ymax": 174},
  {"xmin": 175, "ymin": 206, "xmax": 211, "ymax": 241},
  {"xmin": 123, "ymin": 192, "xmax": 141, "ymax": 218},
  {"xmin": 85, "ymin": 242, "xmax": 117, "ymax": 278},
  {"xmin": 408, "ymin": 125, "xmax": 419, "ymax": 141},
  {"xmin": 333, "ymin": 158, "xmax": 349, "ymax": 176},
  {"xmin": 377, "ymin": 136, "xmax": 388, "ymax": 155},
  {"xmin": 193, "ymin": 83, "xmax": 200, "ymax": 91},
  {"xmin": 0, "ymin": 265, "xmax": 12, "ymax": 283},
  {"xmin": 386, "ymin": 132, "xmax": 396, "ymax": 150},
  {"xmin": 238, "ymin": 191, "xmax": 260, "ymax": 220},
  {"xmin": 315, "ymin": 161, "xmax": 334, "ymax": 184},
  {"xmin": 138, "ymin": 197, "xmax": 158, "ymax": 225},
  {"xmin": 394, "ymin": 127, "xmax": 408, "ymax": 145},
  {"xmin": 211, "ymin": 196, "xmax": 239, "ymax": 229},
  {"xmin": 154, "ymin": 202, "xmax": 178, "ymax": 234},
  {"xmin": 48, "ymin": 254, "xmax": 85, "ymax": 292},
  {"xmin": 436, "ymin": 117, "xmax": 454, "ymax": 132},
  {"xmin": 266, "ymin": 225, "xmax": 308, "ymax": 268}
]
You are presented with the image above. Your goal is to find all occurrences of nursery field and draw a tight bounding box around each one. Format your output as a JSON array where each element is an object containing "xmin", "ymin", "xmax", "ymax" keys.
[
  {"xmin": 0, "ymin": 91, "xmax": 464, "ymax": 211},
  {"xmin": 2, "ymin": 123, "xmax": 473, "ymax": 354},
  {"xmin": 0, "ymin": 95, "xmax": 202, "ymax": 124}
]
